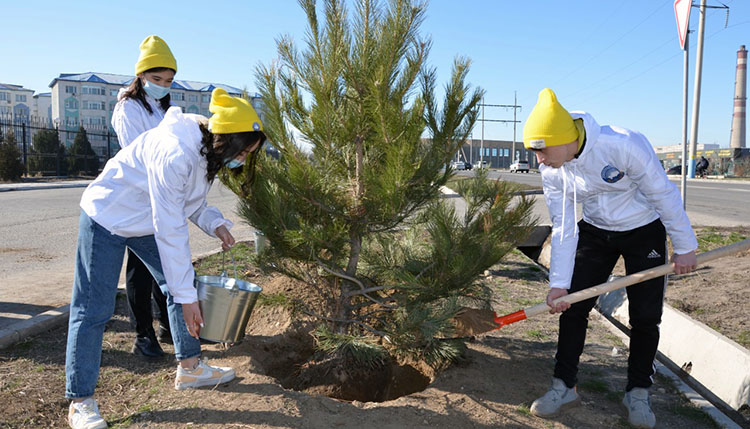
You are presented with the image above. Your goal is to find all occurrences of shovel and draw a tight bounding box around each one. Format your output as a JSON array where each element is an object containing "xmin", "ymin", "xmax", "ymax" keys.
[{"xmin": 453, "ymin": 238, "xmax": 750, "ymax": 337}]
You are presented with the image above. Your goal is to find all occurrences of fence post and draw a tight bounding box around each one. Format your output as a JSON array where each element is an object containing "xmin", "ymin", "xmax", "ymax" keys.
[{"xmin": 22, "ymin": 123, "xmax": 28, "ymax": 177}]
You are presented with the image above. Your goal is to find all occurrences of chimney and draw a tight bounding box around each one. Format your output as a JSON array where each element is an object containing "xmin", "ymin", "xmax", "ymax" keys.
[{"xmin": 730, "ymin": 45, "xmax": 747, "ymax": 149}]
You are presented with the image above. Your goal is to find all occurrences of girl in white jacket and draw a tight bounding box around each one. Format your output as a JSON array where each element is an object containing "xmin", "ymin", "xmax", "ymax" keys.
[
  {"xmin": 66, "ymin": 88, "xmax": 265, "ymax": 429},
  {"xmin": 111, "ymin": 35, "xmax": 177, "ymax": 359}
]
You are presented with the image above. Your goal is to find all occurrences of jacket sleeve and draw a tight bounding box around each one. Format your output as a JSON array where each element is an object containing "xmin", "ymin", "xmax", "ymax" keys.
[
  {"xmin": 542, "ymin": 170, "xmax": 579, "ymax": 289},
  {"xmin": 188, "ymin": 201, "xmax": 234, "ymax": 237},
  {"xmin": 145, "ymin": 151, "xmax": 198, "ymax": 304},
  {"xmin": 623, "ymin": 133, "xmax": 698, "ymax": 254},
  {"xmin": 112, "ymin": 99, "xmax": 151, "ymax": 148}
]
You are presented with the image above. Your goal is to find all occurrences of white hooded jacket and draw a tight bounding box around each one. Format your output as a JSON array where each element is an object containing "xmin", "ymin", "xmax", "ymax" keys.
[
  {"xmin": 541, "ymin": 112, "xmax": 698, "ymax": 290},
  {"xmin": 111, "ymin": 87, "xmax": 166, "ymax": 148},
  {"xmin": 81, "ymin": 107, "xmax": 233, "ymax": 304}
]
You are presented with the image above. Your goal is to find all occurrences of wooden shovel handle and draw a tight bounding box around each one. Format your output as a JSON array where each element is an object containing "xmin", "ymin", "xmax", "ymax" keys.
[{"xmin": 524, "ymin": 238, "xmax": 750, "ymax": 319}]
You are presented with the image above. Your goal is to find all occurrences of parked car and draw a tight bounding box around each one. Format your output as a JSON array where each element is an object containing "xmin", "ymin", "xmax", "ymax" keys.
[
  {"xmin": 666, "ymin": 165, "xmax": 681, "ymax": 175},
  {"xmin": 509, "ymin": 160, "xmax": 530, "ymax": 173},
  {"xmin": 463, "ymin": 161, "xmax": 472, "ymax": 170},
  {"xmin": 451, "ymin": 161, "xmax": 466, "ymax": 170}
]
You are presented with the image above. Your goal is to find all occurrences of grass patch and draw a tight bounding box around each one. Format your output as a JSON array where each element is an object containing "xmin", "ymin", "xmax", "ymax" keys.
[
  {"xmin": 515, "ymin": 404, "xmax": 532, "ymax": 416},
  {"xmin": 737, "ymin": 330, "xmax": 750, "ymax": 347},
  {"xmin": 603, "ymin": 333, "xmax": 626, "ymax": 348},
  {"xmin": 579, "ymin": 378, "xmax": 610, "ymax": 393},
  {"xmin": 526, "ymin": 329, "xmax": 546, "ymax": 340},
  {"xmin": 669, "ymin": 402, "xmax": 720, "ymax": 428},
  {"xmin": 514, "ymin": 297, "xmax": 536, "ymax": 306},
  {"xmin": 257, "ymin": 292, "xmax": 295, "ymax": 309},
  {"xmin": 194, "ymin": 242, "xmax": 256, "ymax": 276},
  {"xmin": 695, "ymin": 228, "xmax": 747, "ymax": 253}
]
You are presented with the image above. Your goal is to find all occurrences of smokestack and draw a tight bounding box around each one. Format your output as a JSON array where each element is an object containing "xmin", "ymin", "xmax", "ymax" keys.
[{"xmin": 730, "ymin": 45, "xmax": 747, "ymax": 149}]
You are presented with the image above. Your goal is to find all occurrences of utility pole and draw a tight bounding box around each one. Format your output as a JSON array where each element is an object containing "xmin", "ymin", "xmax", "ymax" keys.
[
  {"xmin": 681, "ymin": 30, "xmax": 689, "ymax": 209},
  {"xmin": 475, "ymin": 96, "xmax": 522, "ymax": 169},
  {"xmin": 687, "ymin": 0, "xmax": 707, "ymax": 179}
]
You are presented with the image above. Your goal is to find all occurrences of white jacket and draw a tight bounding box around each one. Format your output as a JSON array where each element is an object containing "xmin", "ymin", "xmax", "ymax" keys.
[
  {"xmin": 81, "ymin": 107, "xmax": 232, "ymax": 304},
  {"xmin": 541, "ymin": 112, "xmax": 698, "ymax": 290},
  {"xmin": 111, "ymin": 88, "xmax": 166, "ymax": 148}
]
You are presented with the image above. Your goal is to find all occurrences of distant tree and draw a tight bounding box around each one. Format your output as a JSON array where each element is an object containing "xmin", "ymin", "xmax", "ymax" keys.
[
  {"xmin": 0, "ymin": 130, "xmax": 25, "ymax": 181},
  {"xmin": 30, "ymin": 128, "xmax": 67, "ymax": 176},
  {"xmin": 68, "ymin": 126, "xmax": 99, "ymax": 176}
]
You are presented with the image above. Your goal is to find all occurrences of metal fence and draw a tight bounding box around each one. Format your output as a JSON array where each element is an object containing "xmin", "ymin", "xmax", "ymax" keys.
[{"xmin": 0, "ymin": 113, "xmax": 120, "ymax": 177}]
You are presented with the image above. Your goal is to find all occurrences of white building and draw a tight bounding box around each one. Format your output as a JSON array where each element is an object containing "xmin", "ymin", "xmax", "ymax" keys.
[
  {"xmin": 49, "ymin": 72, "xmax": 265, "ymax": 156},
  {"xmin": 0, "ymin": 83, "xmax": 35, "ymax": 118},
  {"xmin": 32, "ymin": 93, "xmax": 52, "ymax": 124}
]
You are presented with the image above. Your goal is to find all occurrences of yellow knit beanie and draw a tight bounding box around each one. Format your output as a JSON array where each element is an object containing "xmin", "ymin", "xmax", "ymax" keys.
[
  {"xmin": 208, "ymin": 88, "xmax": 263, "ymax": 134},
  {"xmin": 523, "ymin": 88, "xmax": 578, "ymax": 149},
  {"xmin": 135, "ymin": 35, "xmax": 177, "ymax": 75}
]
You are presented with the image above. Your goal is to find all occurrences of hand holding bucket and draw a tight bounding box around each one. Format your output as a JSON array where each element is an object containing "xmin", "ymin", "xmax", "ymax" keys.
[{"xmin": 182, "ymin": 302, "xmax": 204, "ymax": 339}]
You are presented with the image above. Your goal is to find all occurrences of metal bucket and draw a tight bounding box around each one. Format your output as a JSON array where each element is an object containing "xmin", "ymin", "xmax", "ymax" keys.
[{"xmin": 196, "ymin": 263, "xmax": 262, "ymax": 343}]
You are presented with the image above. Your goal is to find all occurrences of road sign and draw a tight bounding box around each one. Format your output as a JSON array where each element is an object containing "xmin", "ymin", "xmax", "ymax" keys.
[{"xmin": 674, "ymin": 0, "xmax": 691, "ymax": 50}]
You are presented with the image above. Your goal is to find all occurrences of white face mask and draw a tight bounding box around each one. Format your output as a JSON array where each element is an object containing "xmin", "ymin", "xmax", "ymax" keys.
[{"xmin": 143, "ymin": 79, "xmax": 170, "ymax": 99}]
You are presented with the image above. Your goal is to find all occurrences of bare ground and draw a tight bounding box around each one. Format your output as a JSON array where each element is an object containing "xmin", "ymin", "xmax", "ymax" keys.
[{"xmin": 1, "ymin": 228, "xmax": 747, "ymax": 429}]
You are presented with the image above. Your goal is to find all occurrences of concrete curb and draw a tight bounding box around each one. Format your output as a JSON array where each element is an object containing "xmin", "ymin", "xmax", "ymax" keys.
[
  {"xmin": 0, "ymin": 183, "xmax": 91, "ymax": 192},
  {"xmin": 0, "ymin": 305, "xmax": 71, "ymax": 349},
  {"xmin": 0, "ymin": 245, "xmax": 229, "ymax": 351}
]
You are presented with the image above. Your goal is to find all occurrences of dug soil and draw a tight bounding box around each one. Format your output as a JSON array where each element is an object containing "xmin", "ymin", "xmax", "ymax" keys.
[{"xmin": 1, "ymin": 227, "xmax": 747, "ymax": 428}]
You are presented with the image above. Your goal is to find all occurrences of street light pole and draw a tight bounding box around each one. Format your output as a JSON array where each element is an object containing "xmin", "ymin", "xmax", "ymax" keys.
[{"xmin": 688, "ymin": 0, "xmax": 707, "ymax": 179}]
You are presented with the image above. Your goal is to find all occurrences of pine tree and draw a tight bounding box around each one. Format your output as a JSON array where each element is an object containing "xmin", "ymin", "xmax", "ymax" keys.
[
  {"xmin": 30, "ymin": 128, "xmax": 67, "ymax": 176},
  {"xmin": 68, "ymin": 126, "xmax": 100, "ymax": 176},
  {"xmin": 0, "ymin": 130, "xmax": 25, "ymax": 181},
  {"xmin": 221, "ymin": 0, "xmax": 537, "ymax": 365}
]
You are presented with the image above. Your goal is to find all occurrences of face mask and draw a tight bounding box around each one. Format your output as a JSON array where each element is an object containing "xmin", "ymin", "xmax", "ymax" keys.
[
  {"xmin": 142, "ymin": 79, "xmax": 170, "ymax": 100},
  {"xmin": 225, "ymin": 158, "xmax": 245, "ymax": 169}
]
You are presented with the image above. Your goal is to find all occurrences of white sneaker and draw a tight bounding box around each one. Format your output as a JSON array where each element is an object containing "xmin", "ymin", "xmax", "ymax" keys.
[
  {"xmin": 174, "ymin": 359, "xmax": 235, "ymax": 390},
  {"xmin": 622, "ymin": 387, "xmax": 656, "ymax": 429},
  {"xmin": 68, "ymin": 398, "xmax": 107, "ymax": 429},
  {"xmin": 530, "ymin": 377, "xmax": 581, "ymax": 417}
]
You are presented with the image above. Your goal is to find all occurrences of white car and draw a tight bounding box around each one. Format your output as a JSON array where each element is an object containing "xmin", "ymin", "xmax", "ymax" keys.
[
  {"xmin": 509, "ymin": 160, "xmax": 529, "ymax": 173},
  {"xmin": 451, "ymin": 161, "xmax": 466, "ymax": 170}
]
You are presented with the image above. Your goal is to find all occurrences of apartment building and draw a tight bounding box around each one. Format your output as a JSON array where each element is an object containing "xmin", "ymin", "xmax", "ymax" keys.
[
  {"xmin": 49, "ymin": 72, "xmax": 264, "ymax": 156},
  {"xmin": 0, "ymin": 83, "xmax": 35, "ymax": 118}
]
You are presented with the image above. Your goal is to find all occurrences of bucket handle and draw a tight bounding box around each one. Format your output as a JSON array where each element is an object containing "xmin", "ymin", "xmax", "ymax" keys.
[{"xmin": 220, "ymin": 250, "xmax": 240, "ymax": 290}]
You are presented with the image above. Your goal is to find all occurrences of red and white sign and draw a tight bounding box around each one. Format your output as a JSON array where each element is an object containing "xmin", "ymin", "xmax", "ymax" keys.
[{"xmin": 674, "ymin": 0, "xmax": 691, "ymax": 50}]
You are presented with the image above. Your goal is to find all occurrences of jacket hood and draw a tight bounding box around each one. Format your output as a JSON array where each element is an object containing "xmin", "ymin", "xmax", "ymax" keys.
[{"xmin": 569, "ymin": 111, "xmax": 600, "ymax": 161}]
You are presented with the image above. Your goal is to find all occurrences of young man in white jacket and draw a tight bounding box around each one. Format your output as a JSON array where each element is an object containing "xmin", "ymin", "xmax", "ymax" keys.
[
  {"xmin": 66, "ymin": 88, "xmax": 265, "ymax": 429},
  {"xmin": 523, "ymin": 89, "xmax": 698, "ymax": 429}
]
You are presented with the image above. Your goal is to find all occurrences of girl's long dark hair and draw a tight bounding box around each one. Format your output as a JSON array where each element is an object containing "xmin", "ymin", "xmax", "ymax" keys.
[
  {"xmin": 121, "ymin": 67, "xmax": 174, "ymax": 114},
  {"xmin": 199, "ymin": 123, "xmax": 266, "ymax": 186}
]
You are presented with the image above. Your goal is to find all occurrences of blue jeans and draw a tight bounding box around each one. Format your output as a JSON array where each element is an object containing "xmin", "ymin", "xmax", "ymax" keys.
[{"xmin": 65, "ymin": 211, "xmax": 201, "ymax": 399}]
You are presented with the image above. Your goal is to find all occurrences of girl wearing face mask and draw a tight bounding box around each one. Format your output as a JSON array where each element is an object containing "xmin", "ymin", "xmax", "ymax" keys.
[
  {"xmin": 110, "ymin": 35, "xmax": 177, "ymax": 360},
  {"xmin": 66, "ymin": 88, "xmax": 266, "ymax": 429}
]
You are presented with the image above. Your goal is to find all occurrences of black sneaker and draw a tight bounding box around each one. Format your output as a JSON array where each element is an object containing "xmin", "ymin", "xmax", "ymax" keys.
[{"xmin": 132, "ymin": 332, "xmax": 165, "ymax": 359}]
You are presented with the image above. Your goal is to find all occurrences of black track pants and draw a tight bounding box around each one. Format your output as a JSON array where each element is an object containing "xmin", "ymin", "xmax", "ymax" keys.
[
  {"xmin": 125, "ymin": 249, "xmax": 170, "ymax": 338},
  {"xmin": 553, "ymin": 219, "xmax": 667, "ymax": 392}
]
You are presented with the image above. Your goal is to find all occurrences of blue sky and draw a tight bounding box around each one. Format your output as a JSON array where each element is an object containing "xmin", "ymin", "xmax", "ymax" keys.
[{"xmin": 3, "ymin": 0, "xmax": 748, "ymax": 147}]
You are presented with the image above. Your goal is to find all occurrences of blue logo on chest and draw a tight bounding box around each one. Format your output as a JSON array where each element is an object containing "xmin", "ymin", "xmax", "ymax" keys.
[{"xmin": 601, "ymin": 165, "xmax": 624, "ymax": 183}]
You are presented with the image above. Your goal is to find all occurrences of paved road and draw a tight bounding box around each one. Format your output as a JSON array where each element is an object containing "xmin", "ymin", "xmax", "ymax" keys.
[{"xmin": 0, "ymin": 182, "xmax": 256, "ymax": 327}]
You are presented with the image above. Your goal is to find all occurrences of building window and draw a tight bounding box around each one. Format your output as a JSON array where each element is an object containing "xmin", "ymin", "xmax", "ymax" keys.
[
  {"xmin": 188, "ymin": 94, "xmax": 197, "ymax": 102},
  {"xmin": 82, "ymin": 86, "xmax": 106, "ymax": 95},
  {"xmin": 110, "ymin": 101, "xmax": 117, "ymax": 111},
  {"xmin": 202, "ymin": 94, "xmax": 210, "ymax": 103},
  {"xmin": 172, "ymin": 92, "xmax": 184, "ymax": 101},
  {"xmin": 65, "ymin": 86, "xmax": 77, "ymax": 94},
  {"xmin": 15, "ymin": 94, "xmax": 27, "ymax": 102},
  {"xmin": 110, "ymin": 89, "xmax": 119, "ymax": 97},
  {"xmin": 84, "ymin": 101, "xmax": 105, "ymax": 110},
  {"xmin": 65, "ymin": 99, "xmax": 79, "ymax": 110}
]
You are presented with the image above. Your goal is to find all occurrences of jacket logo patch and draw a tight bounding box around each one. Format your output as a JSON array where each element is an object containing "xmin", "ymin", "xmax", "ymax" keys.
[{"xmin": 601, "ymin": 165, "xmax": 624, "ymax": 183}]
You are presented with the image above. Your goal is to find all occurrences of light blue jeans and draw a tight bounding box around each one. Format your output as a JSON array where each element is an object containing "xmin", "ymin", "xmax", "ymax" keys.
[{"xmin": 65, "ymin": 211, "xmax": 201, "ymax": 399}]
